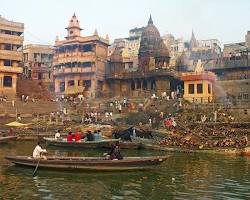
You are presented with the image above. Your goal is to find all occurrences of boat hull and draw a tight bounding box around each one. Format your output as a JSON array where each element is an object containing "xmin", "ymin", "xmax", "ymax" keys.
[
  {"xmin": 0, "ymin": 136, "xmax": 17, "ymax": 144},
  {"xmin": 5, "ymin": 156, "xmax": 169, "ymax": 172},
  {"xmin": 141, "ymin": 143, "xmax": 250, "ymax": 156},
  {"xmin": 43, "ymin": 137, "xmax": 120, "ymax": 149}
]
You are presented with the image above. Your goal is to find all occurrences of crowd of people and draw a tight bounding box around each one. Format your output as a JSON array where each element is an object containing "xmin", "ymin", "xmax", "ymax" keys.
[
  {"xmin": 32, "ymin": 129, "xmax": 123, "ymax": 161},
  {"xmin": 54, "ymin": 129, "xmax": 105, "ymax": 142}
]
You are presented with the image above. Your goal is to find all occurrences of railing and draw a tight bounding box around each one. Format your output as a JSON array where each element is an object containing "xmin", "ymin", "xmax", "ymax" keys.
[
  {"xmin": 106, "ymin": 68, "xmax": 180, "ymax": 79},
  {"xmin": 54, "ymin": 52, "xmax": 95, "ymax": 59},
  {"xmin": 0, "ymin": 33, "xmax": 23, "ymax": 44},
  {"xmin": 53, "ymin": 67, "xmax": 93, "ymax": 76},
  {"xmin": 0, "ymin": 66, "xmax": 23, "ymax": 73},
  {"xmin": 0, "ymin": 50, "xmax": 22, "ymax": 61},
  {"xmin": 206, "ymin": 58, "xmax": 250, "ymax": 70},
  {"xmin": 0, "ymin": 18, "xmax": 24, "ymax": 28},
  {"xmin": 216, "ymin": 76, "xmax": 250, "ymax": 81}
]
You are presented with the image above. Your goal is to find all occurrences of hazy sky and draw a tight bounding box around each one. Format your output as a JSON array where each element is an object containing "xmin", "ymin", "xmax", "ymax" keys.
[{"xmin": 1, "ymin": 0, "xmax": 250, "ymax": 46}]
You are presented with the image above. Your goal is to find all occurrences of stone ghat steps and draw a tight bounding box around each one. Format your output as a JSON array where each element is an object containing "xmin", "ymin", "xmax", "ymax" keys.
[
  {"xmin": 16, "ymin": 79, "xmax": 54, "ymax": 101},
  {"xmin": 0, "ymin": 100, "xmax": 60, "ymax": 115}
]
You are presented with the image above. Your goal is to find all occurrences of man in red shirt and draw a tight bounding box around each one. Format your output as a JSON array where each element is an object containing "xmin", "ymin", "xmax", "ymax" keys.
[
  {"xmin": 74, "ymin": 131, "xmax": 81, "ymax": 142},
  {"xmin": 67, "ymin": 132, "xmax": 73, "ymax": 142}
]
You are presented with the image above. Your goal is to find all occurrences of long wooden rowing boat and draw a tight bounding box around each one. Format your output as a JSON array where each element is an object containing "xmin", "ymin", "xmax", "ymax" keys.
[
  {"xmin": 5, "ymin": 155, "xmax": 169, "ymax": 171},
  {"xmin": 141, "ymin": 143, "xmax": 250, "ymax": 156},
  {"xmin": 119, "ymin": 141, "xmax": 143, "ymax": 149},
  {"xmin": 0, "ymin": 136, "xmax": 18, "ymax": 144},
  {"xmin": 43, "ymin": 137, "xmax": 120, "ymax": 149}
]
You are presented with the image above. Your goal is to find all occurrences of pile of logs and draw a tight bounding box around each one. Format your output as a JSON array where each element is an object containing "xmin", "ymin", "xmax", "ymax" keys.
[{"xmin": 158, "ymin": 130, "xmax": 249, "ymax": 149}]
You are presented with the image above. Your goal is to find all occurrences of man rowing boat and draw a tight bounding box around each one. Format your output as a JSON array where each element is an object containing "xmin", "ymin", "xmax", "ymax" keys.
[
  {"xmin": 105, "ymin": 142, "xmax": 123, "ymax": 160},
  {"xmin": 33, "ymin": 142, "xmax": 47, "ymax": 160}
]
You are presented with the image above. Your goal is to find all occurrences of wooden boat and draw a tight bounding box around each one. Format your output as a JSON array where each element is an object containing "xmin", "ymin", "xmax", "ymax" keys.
[
  {"xmin": 119, "ymin": 141, "xmax": 143, "ymax": 149},
  {"xmin": 0, "ymin": 136, "xmax": 18, "ymax": 144},
  {"xmin": 141, "ymin": 143, "xmax": 250, "ymax": 156},
  {"xmin": 131, "ymin": 136, "xmax": 156, "ymax": 145},
  {"xmin": 43, "ymin": 137, "xmax": 120, "ymax": 149},
  {"xmin": 5, "ymin": 155, "xmax": 169, "ymax": 171}
]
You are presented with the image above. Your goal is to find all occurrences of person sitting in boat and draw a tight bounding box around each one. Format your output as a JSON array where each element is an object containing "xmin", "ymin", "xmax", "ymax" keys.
[
  {"xmin": 93, "ymin": 130, "xmax": 101, "ymax": 141},
  {"xmin": 74, "ymin": 130, "xmax": 82, "ymax": 142},
  {"xmin": 67, "ymin": 132, "xmax": 73, "ymax": 142},
  {"xmin": 33, "ymin": 142, "xmax": 47, "ymax": 160},
  {"xmin": 86, "ymin": 131, "xmax": 94, "ymax": 141},
  {"xmin": 55, "ymin": 130, "xmax": 61, "ymax": 140},
  {"xmin": 97, "ymin": 130, "xmax": 102, "ymax": 137},
  {"xmin": 106, "ymin": 142, "xmax": 123, "ymax": 160}
]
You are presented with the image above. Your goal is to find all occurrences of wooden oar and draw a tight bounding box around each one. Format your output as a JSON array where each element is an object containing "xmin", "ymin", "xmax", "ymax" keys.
[
  {"xmin": 32, "ymin": 150, "xmax": 48, "ymax": 177},
  {"xmin": 32, "ymin": 158, "xmax": 40, "ymax": 177}
]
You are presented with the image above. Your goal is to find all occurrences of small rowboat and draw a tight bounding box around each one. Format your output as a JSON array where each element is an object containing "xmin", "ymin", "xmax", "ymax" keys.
[
  {"xmin": 119, "ymin": 141, "xmax": 143, "ymax": 149},
  {"xmin": 43, "ymin": 137, "xmax": 120, "ymax": 149},
  {"xmin": 0, "ymin": 136, "xmax": 18, "ymax": 144},
  {"xmin": 5, "ymin": 155, "xmax": 169, "ymax": 171}
]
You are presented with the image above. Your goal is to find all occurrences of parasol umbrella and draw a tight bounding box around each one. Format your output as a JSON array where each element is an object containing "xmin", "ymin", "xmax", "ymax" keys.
[{"xmin": 5, "ymin": 121, "xmax": 30, "ymax": 127}]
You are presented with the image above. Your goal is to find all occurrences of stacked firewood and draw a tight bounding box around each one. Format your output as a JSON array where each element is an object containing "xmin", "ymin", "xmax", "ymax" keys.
[
  {"xmin": 158, "ymin": 130, "xmax": 248, "ymax": 149},
  {"xmin": 158, "ymin": 132, "xmax": 202, "ymax": 149}
]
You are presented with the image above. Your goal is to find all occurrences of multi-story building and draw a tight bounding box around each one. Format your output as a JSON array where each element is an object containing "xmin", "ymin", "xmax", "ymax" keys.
[
  {"xmin": 204, "ymin": 31, "xmax": 250, "ymax": 103},
  {"xmin": 0, "ymin": 16, "xmax": 24, "ymax": 97},
  {"xmin": 162, "ymin": 34, "xmax": 189, "ymax": 56},
  {"xmin": 53, "ymin": 14, "xmax": 109, "ymax": 98},
  {"xmin": 23, "ymin": 44, "xmax": 54, "ymax": 81},
  {"xmin": 109, "ymin": 26, "xmax": 145, "ymax": 68},
  {"xmin": 223, "ymin": 31, "xmax": 250, "ymax": 58},
  {"xmin": 106, "ymin": 16, "xmax": 181, "ymax": 97},
  {"xmin": 129, "ymin": 27, "xmax": 145, "ymax": 38},
  {"xmin": 223, "ymin": 42, "xmax": 245, "ymax": 58},
  {"xmin": 189, "ymin": 32, "xmax": 222, "ymax": 64}
]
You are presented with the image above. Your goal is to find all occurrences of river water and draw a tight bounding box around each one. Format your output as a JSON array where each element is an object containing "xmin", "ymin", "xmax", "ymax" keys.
[{"xmin": 0, "ymin": 141, "xmax": 249, "ymax": 200}]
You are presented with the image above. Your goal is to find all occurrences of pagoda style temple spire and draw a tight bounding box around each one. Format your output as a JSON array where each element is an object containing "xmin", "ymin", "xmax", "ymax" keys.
[
  {"xmin": 65, "ymin": 13, "xmax": 82, "ymax": 39},
  {"xmin": 190, "ymin": 29, "xmax": 198, "ymax": 50},
  {"xmin": 148, "ymin": 14, "xmax": 153, "ymax": 25}
]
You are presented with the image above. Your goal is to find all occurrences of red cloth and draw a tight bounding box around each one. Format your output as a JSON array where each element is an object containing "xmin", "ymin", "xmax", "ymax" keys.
[
  {"xmin": 74, "ymin": 133, "xmax": 81, "ymax": 141},
  {"xmin": 67, "ymin": 134, "xmax": 73, "ymax": 141},
  {"xmin": 164, "ymin": 119, "xmax": 172, "ymax": 128}
]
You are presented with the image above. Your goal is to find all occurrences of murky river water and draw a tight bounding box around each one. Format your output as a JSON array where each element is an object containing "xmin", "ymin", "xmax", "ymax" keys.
[{"xmin": 0, "ymin": 141, "xmax": 249, "ymax": 200}]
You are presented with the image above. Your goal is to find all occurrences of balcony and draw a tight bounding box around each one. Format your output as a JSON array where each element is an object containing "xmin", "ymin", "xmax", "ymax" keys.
[
  {"xmin": 53, "ymin": 67, "xmax": 94, "ymax": 76},
  {"xmin": 0, "ymin": 33, "xmax": 24, "ymax": 45},
  {"xmin": 0, "ymin": 50, "xmax": 22, "ymax": 61},
  {"xmin": 53, "ymin": 52, "xmax": 95, "ymax": 63},
  {"xmin": 0, "ymin": 65, "xmax": 23, "ymax": 73},
  {"xmin": 106, "ymin": 68, "xmax": 180, "ymax": 80}
]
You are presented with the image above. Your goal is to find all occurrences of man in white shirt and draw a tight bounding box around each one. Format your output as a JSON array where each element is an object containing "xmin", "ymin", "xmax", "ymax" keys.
[
  {"xmin": 33, "ymin": 142, "xmax": 47, "ymax": 160},
  {"xmin": 55, "ymin": 130, "xmax": 61, "ymax": 140}
]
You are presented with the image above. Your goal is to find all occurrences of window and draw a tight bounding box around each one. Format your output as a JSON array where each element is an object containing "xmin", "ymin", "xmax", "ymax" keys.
[
  {"xmin": 68, "ymin": 80, "xmax": 74, "ymax": 86},
  {"xmin": 188, "ymin": 84, "xmax": 194, "ymax": 94},
  {"xmin": 243, "ymin": 93, "xmax": 249, "ymax": 99},
  {"xmin": 4, "ymin": 44, "xmax": 11, "ymax": 50},
  {"xmin": 83, "ymin": 44, "xmax": 92, "ymax": 52},
  {"xmin": 131, "ymin": 80, "xmax": 135, "ymax": 90},
  {"xmin": 238, "ymin": 93, "xmax": 242, "ymax": 100},
  {"xmin": 60, "ymin": 82, "xmax": 65, "ymax": 92},
  {"xmin": 81, "ymin": 62, "xmax": 92, "ymax": 68},
  {"xmin": 208, "ymin": 84, "xmax": 211, "ymax": 94},
  {"xmin": 3, "ymin": 76, "xmax": 12, "ymax": 87},
  {"xmin": 38, "ymin": 73, "xmax": 42, "ymax": 80},
  {"xmin": 4, "ymin": 60, "xmax": 11, "ymax": 66},
  {"xmin": 83, "ymin": 80, "xmax": 91, "ymax": 88},
  {"xmin": 197, "ymin": 84, "xmax": 203, "ymax": 94}
]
